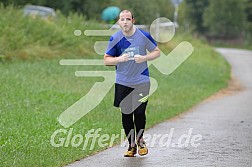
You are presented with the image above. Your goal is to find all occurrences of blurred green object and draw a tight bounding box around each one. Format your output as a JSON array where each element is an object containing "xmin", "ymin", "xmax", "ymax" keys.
[{"xmin": 102, "ymin": 6, "xmax": 120, "ymax": 22}]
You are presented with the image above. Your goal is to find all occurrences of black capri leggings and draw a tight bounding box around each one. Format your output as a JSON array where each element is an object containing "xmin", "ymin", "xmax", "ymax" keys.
[{"xmin": 114, "ymin": 82, "xmax": 150, "ymax": 144}]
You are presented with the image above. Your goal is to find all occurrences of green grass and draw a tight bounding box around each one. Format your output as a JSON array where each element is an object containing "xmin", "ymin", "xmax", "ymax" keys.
[
  {"xmin": 0, "ymin": 5, "xmax": 230, "ymax": 167},
  {"xmin": 0, "ymin": 5, "xmax": 107, "ymax": 61}
]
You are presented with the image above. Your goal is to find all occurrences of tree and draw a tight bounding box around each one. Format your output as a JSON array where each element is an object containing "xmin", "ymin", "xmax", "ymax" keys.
[
  {"xmin": 244, "ymin": 0, "xmax": 252, "ymax": 43},
  {"xmin": 0, "ymin": 0, "xmax": 174, "ymax": 24},
  {"xmin": 245, "ymin": 0, "xmax": 252, "ymax": 22},
  {"xmin": 184, "ymin": 0, "xmax": 209, "ymax": 34},
  {"xmin": 203, "ymin": 0, "xmax": 246, "ymax": 38},
  {"xmin": 118, "ymin": 0, "xmax": 173, "ymax": 25}
]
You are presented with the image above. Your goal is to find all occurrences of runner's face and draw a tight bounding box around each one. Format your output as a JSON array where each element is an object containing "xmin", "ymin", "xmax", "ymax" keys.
[{"xmin": 118, "ymin": 12, "xmax": 134, "ymax": 33}]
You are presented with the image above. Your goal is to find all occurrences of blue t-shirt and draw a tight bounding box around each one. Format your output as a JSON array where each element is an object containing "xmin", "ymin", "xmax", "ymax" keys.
[{"xmin": 106, "ymin": 28, "xmax": 157, "ymax": 86}]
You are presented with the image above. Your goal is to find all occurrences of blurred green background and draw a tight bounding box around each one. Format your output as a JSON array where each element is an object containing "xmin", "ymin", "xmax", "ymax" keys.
[{"xmin": 1, "ymin": 0, "xmax": 251, "ymax": 44}]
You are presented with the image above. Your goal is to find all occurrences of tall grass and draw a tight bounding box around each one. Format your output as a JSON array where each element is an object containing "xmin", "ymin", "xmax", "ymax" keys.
[{"xmin": 0, "ymin": 4, "xmax": 106, "ymax": 61}]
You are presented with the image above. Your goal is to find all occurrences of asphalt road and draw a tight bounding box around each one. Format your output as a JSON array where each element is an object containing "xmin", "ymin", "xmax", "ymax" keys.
[{"xmin": 67, "ymin": 48, "xmax": 252, "ymax": 167}]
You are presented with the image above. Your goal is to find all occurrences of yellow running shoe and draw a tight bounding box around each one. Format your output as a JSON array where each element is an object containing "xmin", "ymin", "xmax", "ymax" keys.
[
  {"xmin": 137, "ymin": 140, "xmax": 148, "ymax": 156},
  {"xmin": 124, "ymin": 145, "xmax": 137, "ymax": 157}
]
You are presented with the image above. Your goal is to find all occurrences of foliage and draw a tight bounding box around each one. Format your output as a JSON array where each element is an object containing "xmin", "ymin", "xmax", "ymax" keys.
[
  {"xmin": 244, "ymin": 0, "xmax": 252, "ymax": 43},
  {"xmin": 184, "ymin": 0, "xmax": 209, "ymax": 34},
  {"xmin": 203, "ymin": 0, "xmax": 246, "ymax": 38},
  {"xmin": 0, "ymin": 0, "xmax": 174, "ymax": 24},
  {"xmin": 0, "ymin": 5, "xmax": 104, "ymax": 60},
  {"xmin": 1, "ymin": 0, "xmax": 252, "ymax": 40},
  {"xmin": 120, "ymin": 0, "xmax": 174, "ymax": 24},
  {"xmin": 245, "ymin": 0, "xmax": 252, "ymax": 22}
]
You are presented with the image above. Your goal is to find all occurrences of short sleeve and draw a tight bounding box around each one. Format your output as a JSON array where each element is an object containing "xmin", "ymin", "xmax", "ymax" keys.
[
  {"xmin": 105, "ymin": 36, "xmax": 117, "ymax": 57},
  {"xmin": 145, "ymin": 33, "xmax": 157, "ymax": 52}
]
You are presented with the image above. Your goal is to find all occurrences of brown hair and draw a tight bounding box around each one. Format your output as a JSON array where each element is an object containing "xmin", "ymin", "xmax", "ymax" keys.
[{"xmin": 119, "ymin": 10, "xmax": 134, "ymax": 19}]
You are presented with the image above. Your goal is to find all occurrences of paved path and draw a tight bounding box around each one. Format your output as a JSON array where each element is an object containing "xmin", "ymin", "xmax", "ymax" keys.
[{"xmin": 67, "ymin": 48, "xmax": 252, "ymax": 167}]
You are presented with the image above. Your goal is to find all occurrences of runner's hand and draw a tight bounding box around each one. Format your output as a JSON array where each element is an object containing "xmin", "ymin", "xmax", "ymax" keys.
[
  {"xmin": 116, "ymin": 54, "xmax": 129, "ymax": 63},
  {"xmin": 134, "ymin": 54, "xmax": 146, "ymax": 63}
]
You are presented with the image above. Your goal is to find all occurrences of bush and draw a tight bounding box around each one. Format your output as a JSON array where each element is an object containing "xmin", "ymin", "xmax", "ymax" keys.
[{"xmin": 203, "ymin": 0, "xmax": 246, "ymax": 38}]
